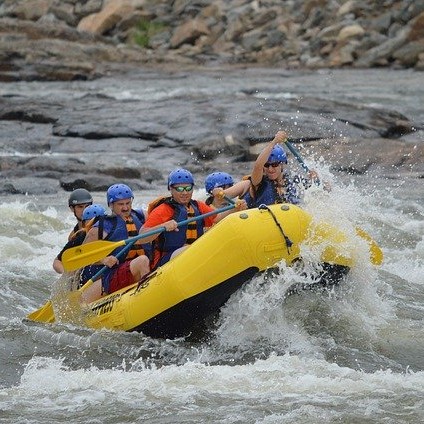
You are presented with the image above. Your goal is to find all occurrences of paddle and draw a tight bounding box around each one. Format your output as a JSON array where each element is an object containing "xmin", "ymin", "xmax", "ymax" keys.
[
  {"xmin": 62, "ymin": 203, "xmax": 236, "ymax": 272},
  {"xmin": 26, "ymin": 240, "xmax": 137, "ymax": 324},
  {"xmin": 27, "ymin": 298, "xmax": 56, "ymax": 323},
  {"xmin": 284, "ymin": 139, "xmax": 320, "ymax": 184},
  {"xmin": 283, "ymin": 139, "xmax": 383, "ymax": 265}
]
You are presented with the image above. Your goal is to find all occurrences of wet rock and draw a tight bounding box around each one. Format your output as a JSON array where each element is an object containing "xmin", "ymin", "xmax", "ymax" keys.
[
  {"xmin": 1, "ymin": 177, "xmax": 60, "ymax": 195},
  {"xmin": 0, "ymin": 104, "xmax": 57, "ymax": 124},
  {"xmin": 304, "ymin": 137, "xmax": 424, "ymax": 177},
  {"xmin": 59, "ymin": 174, "xmax": 158, "ymax": 192},
  {"xmin": 77, "ymin": 0, "xmax": 136, "ymax": 35},
  {"xmin": 170, "ymin": 19, "xmax": 210, "ymax": 48},
  {"xmin": 0, "ymin": 67, "xmax": 422, "ymax": 195}
]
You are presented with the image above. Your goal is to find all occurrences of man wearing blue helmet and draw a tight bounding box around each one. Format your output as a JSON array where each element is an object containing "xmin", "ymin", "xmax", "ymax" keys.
[
  {"xmin": 81, "ymin": 184, "xmax": 152, "ymax": 303},
  {"xmin": 213, "ymin": 131, "xmax": 319, "ymax": 208},
  {"xmin": 141, "ymin": 168, "xmax": 246, "ymax": 270}
]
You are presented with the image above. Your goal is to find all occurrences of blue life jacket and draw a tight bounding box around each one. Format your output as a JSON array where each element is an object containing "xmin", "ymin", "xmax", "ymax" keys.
[
  {"xmin": 150, "ymin": 197, "xmax": 205, "ymax": 269},
  {"xmin": 157, "ymin": 198, "xmax": 204, "ymax": 253},
  {"xmin": 101, "ymin": 209, "xmax": 151, "ymax": 260},
  {"xmin": 243, "ymin": 172, "xmax": 303, "ymax": 208},
  {"xmin": 97, "ymin": 209, "xmax": 150, "ymax": 294}
]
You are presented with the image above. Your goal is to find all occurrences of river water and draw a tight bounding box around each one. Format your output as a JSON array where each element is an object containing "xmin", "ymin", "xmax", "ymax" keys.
[{"xmin": 0, "ymin": 68, "xmax": 423, "ymax": 423}]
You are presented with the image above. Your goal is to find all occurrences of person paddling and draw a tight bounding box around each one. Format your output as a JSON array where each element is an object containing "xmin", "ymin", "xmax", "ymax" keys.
[
  {"xmin": 52, "ymin": 188, "xmax": 93, "ymax": 274},
  {"xmin": 213, "ymin": 131, "xmax": 320, "ymax": 207},
  {"xmin": 66, "ymin": 188, "xmax": 93, "ymax": 240},
  {"xmin": 81, "ymin": 184, "xmax": 153, "ymax": 303},
  {"xmin": 52, "ymin": 204, "xmax": 107, "ymax": 290},
  {"xmin": 141, "ymin": 168, "xmax": 247, "ymax": 271}
]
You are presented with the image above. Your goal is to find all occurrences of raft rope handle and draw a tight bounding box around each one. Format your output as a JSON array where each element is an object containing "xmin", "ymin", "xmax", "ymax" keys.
[{"xmin": 258, "ymin": 204, "xmax": 293, "ymax": 254}]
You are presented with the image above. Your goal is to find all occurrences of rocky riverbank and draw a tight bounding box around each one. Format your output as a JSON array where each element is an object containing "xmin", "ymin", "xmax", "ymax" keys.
[
  {"xmin": 1, "ymin": 1, "xmax": 423, "ymax": 196},
  {"xmin": 1, "ymin": 67, "xmax": 423, "ymax": 196},
  {"xmin": 1, "ymin": 0, "xmax": 424, "ymax": 82}
]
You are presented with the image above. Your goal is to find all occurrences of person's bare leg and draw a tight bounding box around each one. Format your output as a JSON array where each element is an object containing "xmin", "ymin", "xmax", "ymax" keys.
[
  {"xmin": 81, "ymin": 280, "xmax": 103, "ymax": 303},
  {"xmin": 130, "ymin": 255, "xmax": 150, "ymax": 282}
]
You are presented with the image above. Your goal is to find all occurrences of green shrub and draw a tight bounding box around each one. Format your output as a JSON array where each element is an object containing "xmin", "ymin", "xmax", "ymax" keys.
[{"xmin": 131, "ymin": 19, "xmax": 166, "ymax": 48}]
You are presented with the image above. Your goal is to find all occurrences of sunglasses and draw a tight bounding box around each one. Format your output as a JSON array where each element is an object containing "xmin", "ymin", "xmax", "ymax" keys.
[
  {"xmin": 172, "ymin": 185, "xmax": 194, "ymax": 192},
  {"xmin": 264, "ymin": 162, "xmax": 281, "ymax": 168}
]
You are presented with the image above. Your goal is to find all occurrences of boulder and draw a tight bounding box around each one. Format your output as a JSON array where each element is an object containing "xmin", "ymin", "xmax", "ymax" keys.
[
  {"xmin": 170, "ymin": 19, "xmax": 210, "ymax": 48},
  {"xmin": 77, "ymin": 0, "xmax": 136, "ymax": 35}
]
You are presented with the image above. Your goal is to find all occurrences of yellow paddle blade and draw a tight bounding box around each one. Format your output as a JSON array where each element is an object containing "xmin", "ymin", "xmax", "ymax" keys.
[
  {"xmin": 308, "ymin": 222, "xmax": 354, "ymax": 268},
  {"xmin": 62, "ymin": 239, "xmax": 125, "ymax": 271},
  {"xmin": 26, "ymin": 300, "xmax": 56, "ymax": 323},
  {"xmin": 356, "ymin": 227, "xmax": 383, "ymax": 265}
]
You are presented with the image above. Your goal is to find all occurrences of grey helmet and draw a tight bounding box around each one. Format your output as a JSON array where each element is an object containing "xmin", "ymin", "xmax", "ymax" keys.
[{"xmin": 68, "ymin": 188, "xmax": 93, "ymax": 206}]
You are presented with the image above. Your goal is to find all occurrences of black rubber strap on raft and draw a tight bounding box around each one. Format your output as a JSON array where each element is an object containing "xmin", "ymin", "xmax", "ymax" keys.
[{"xmin": 258, "ymin": 204, "xmax": 293, "ymax": 254}]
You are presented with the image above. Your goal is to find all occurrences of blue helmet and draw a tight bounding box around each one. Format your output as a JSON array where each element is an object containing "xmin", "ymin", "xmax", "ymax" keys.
[
  {"xmin": 106, "ymin": 184, "xmax": 134, "ymax": 205},
  {"xmin": 204, "ymin": 172, "xmax": 234, "ymax": 193},
  {"xmin": 268, "ymin": 144, "xmax": 287, "ymax": 164},
  {"xmin": 168, "ymin": 168, "xmax": 194, "ymax": 189},
  {"xmin": 82, "ymin": 204, "xmax": 106, "ymax": 221}
]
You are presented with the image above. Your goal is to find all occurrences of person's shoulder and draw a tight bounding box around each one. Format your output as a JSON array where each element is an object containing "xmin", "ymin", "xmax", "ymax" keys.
[
  {"xmin": 151, "ymin": 202, "xmax": 173, "ymax": 214},
  {"xmin": 146, "ymin": 201, "xmax": 174, "ymax": 221},
  {"xmin": 147, "ymin": 196, "xmax": 173, "ymax": 214},
  {"xmin": 65, "ymin": 229, "xmax": 86, "ymax": 248},
  {"xmin": 73, "ymin": 231, "xmax": 87, "ymax": 245},
  {"xmin": 196, "ymin": 200, "xmax": 214, "ymax": 213},
  {"xmin": 67, "ymin": 222, "xmax": 80, "ymax": 239}
]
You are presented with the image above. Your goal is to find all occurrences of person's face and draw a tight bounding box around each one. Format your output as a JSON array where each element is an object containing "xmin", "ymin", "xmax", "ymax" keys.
[
  {"xmin": 110, "ymin": 198, "xmax": 132, "ymax": 218},
  {"xmin": 170, "ymin": 184, "xmax": 194, "ymax": 205},
  {"xmin": 70, "ymin": 203, "xmax": 91, "ymax": 221},
  {"xmin": 263, "ymin": 161, "xmax": 282, "ymax": 180}
]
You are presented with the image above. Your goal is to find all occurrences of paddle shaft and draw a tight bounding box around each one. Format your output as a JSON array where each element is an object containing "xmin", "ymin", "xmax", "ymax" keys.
[
  {"xmin": 123, "ymin": 202, "xmax": 236, "ymax": 247},
  {"xmin": 284, "ymin": 139, "xmax": 321, "ymax": 186},
  {"xmin": 285, "ymin": 140, "xmax": 310, "ymax": 173}
]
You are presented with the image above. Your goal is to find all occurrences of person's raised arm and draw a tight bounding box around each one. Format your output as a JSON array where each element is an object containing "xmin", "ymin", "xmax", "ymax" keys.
[{"xmin": 250, "ymin": 131, "xmax": 287, "ymax": 187}]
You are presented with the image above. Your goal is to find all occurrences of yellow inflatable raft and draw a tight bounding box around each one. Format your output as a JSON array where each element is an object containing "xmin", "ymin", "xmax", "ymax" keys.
[{"xmin": 47, "ymin": 203, "xmax": 380, "ymax": 338}]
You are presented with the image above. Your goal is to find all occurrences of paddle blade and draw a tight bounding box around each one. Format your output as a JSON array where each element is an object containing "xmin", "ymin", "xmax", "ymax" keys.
[
  {"xmin": 26, "ymin": 300, "xmax": 56, "ymax": 323},
  {"xmin": 26, "ymin": 277, "xmax": 96, "ymax": 324},
  {"xmin": 356, "ymin": 227, "xmax": 383, "ymax": 265},
  {"xmin": 62, "ymin": 239, "xmax": 123, "ymax": 271}
]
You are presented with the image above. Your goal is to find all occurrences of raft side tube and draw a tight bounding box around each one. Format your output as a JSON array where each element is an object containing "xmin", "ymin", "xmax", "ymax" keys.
[
  {"xmin": 84, "ymin": 205, "xmax": 309, "ymax": 332},
  {"xmin": 83, "ymin": 204, "xmax": 356, "ymax": 334}
]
